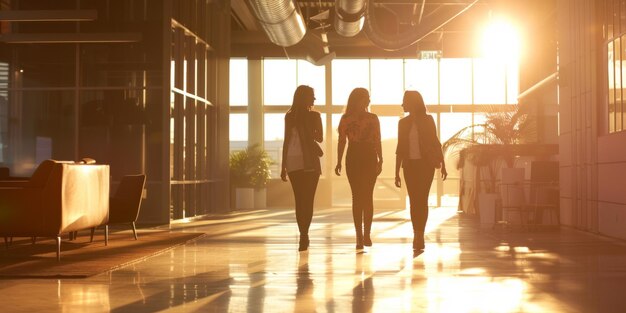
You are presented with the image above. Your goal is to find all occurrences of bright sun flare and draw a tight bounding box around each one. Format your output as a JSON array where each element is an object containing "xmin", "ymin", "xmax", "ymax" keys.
[{"xmin": 480, "ymin": 18, "xmax": 521, "ymax": 63}]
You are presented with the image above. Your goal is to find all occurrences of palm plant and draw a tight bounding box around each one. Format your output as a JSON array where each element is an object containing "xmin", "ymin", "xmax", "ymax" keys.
[
  {"xmin": 229, "ymin": 144, "xmax": 273, "ymax": 189},
  {"xmin": 442, "ymin": 104, "xmax": 536, "ymax": 169},
  {"xmin": 442, "ymin": 104, "xmax": 536, "ymax": 193}
]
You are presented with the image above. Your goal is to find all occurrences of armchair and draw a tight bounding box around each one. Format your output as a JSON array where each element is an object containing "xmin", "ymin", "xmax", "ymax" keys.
[
  {"xmin": 0, "ymin": 160, "xmax": 110, "ymax": 260},
  {"xmin": 103, "ymin": 174, "xmax": 146, "ymax": 240}
]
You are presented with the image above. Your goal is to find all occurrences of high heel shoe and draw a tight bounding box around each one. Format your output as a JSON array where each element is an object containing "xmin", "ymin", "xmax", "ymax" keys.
[{"xmin": 298, "ymin": 235, "xmax": 309, "ymax": 252}]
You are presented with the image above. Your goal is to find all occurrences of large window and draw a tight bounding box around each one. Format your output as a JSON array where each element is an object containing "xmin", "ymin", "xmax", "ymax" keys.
[
  {"xmin": 440, "ymin": 59, "xmax": 473, "ymax": 105},
  {"xmin": 332, "ymin": 59, "xmax": 369, "ymax": 105},
  {"xmin": 230, "ymin": 56, "xmax": 519, "ymax": 208},
  {"xmin": 405, "ymin": 59, "xmax": 439, "ymax": 104},
  {"xmin": 229, "ymin": 59, "xmax": 248, "ymax": 106},
  {"xmin": 263, "ymin": 59, "xmax": 297, "ymax": 106},
  {"xmin": 370, "ymin": 59, "xmax": 404, "ymax": 104},
  {"xmin": 474, "ymin": 58, "xmax": 506, "ymax": 104},
  {"xmin": 263, "ymin": 59, "xmax": 326, "ymax": 106}
]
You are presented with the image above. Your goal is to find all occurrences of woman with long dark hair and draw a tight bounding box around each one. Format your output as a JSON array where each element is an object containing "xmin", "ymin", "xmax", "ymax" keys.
[
  {"xmin": 281, "ymin": 85, "xmax": 323, "ymax": 252},
  {"xmin": 395, "ymin": 90, "xmax": 447, "ymax": 251},
  {"xmin": 335, "ymin": 88, "xmax": 382, "ymax": 249}
]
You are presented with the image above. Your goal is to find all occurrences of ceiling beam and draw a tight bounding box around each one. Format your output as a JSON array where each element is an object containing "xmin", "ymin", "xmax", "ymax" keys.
[
  {"xmin": 0, "ymin": 10, "xmax": 97, "ymax": 21},
  {"xmin": 231, "ymin": 0, "xmax": 258, "ymax": 31},
  {"xmin": 0, "ymin": 33, "xmax": 142, "ymax": 43}
]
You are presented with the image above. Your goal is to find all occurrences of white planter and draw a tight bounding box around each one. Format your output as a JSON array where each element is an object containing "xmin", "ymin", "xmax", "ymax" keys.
[
  {"xmin": 235, "ymin": 188, "xmax": 254, "ymax": 209},
  {"xmin": 478, "ymin": 193, "xmax": 499, "ymax": 226},
  {"xmin": 254, "ymin": 188, "xmax": 266, "ymax": 209}
]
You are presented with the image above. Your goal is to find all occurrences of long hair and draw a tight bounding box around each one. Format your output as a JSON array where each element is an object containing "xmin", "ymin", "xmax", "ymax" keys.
[
  {"xmin": 404, "ymin": 90, "xmax": 427, "ymax": 116},
  {"xmin": 287, "ymin": 85, "xmax": 314, "ymax": 124},
  {"xmin": 345, "ymin": 88, "xmax": 369, "ymax": 116}
]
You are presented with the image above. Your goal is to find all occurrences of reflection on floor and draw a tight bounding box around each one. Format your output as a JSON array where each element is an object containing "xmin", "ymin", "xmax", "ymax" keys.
[{"xmin": 1, "ymin": 206, "xmax": 626, "ymax": 312}]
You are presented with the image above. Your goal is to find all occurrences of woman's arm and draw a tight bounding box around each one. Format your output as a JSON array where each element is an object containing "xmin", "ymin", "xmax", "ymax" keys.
[
  {"xmin": 395, "ymin": 154, "xmax": 403, "ymax": 188},
  {"xmin": 427, "ymin": 115, "xmax": 442, "ymax": 150},
  {"xmin": 374, "ymin": 115, "xmax": 383, "ymax": 175},
  {"xmin": 311, "ymin": 111, "xmax": 323, "ymax": 143},
  {"xmin": 427, "ymin": 115, "xmax": 448, "ymax": 180},
  {"xmin": 440, "ymin": 159, "xmax": 448, "ymax": 181},
  {"xmin": 395, "ymin": 119, "xmax": 402, "ymax": 187},
  {"xmin": 335, "ymin": 116, "xmax": 347, "ymax": 176},
  {"xmin": 281, "ymin": 116, "xmax": 290, "ymax": 181}
]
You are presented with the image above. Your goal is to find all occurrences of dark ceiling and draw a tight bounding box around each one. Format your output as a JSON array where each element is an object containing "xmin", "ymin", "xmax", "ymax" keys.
[{"xmin": 230, "ymin": 0, "xmax": 556, "ymax": 61}]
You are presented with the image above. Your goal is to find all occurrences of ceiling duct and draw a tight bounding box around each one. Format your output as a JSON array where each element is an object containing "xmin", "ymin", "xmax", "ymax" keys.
[
  {"xmin": 334, "ymin": 0, "xmax": 367, "ymax": 37},
  {"xmin": 246, "ymin": 0, "xmax": 306, "ymax": 47},
  {"xmin": 363, "ymin": 0, "xmax": 478, "ymax": 51}
]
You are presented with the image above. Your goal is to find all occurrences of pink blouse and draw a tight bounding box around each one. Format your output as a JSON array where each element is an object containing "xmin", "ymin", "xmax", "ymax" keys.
[{"xmin": 337, "ymin": 112, "xmax": 381, "ymax": 145}]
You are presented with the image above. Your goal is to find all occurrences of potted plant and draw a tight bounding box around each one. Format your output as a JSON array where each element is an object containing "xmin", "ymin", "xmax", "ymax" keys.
[
  {"xmin": 229, "ymin": 144, "xmax": 273, "ymax": 209},
  {"xmin": 443, "ymin": 104, "xmax": 535, "ymax": 168},
  {"xmin": 442, "ymin": 104, "xmax": 536, "ymax": 223}
]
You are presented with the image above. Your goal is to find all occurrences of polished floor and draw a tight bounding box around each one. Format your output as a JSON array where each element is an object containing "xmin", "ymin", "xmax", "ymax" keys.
[{"xmin": 1, "ymin": 206, "xmax": 626, "ymax": 312}]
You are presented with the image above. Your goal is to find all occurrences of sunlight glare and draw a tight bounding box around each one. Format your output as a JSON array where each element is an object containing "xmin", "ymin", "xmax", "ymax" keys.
[{"xmin": 481, "ymin": 18, "xmax": 521, "ymax": 63}]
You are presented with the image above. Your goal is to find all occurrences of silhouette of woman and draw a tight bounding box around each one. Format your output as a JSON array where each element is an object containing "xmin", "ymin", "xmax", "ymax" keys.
[
  {"xmin": 335, "ymin": 88, "xmax": 382, "ymax": 249},
  {"xmin": 281, "ymin": 85, "xmax": 323, "ymax": 252},
  {"xmin": 395, "ymin": 90, "xmax": 447, "ymax": 251}
]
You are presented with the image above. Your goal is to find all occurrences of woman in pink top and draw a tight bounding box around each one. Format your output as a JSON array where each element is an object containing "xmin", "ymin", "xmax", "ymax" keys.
[{"xmin": 335, "ymin": 88, "xmax": 383, "ymax": 249}]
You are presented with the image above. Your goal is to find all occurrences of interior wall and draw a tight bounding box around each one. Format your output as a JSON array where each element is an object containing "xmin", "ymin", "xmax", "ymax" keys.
[
  {"xmin": 557, "ymin": 0, "xmax": 597, "ymax": 231},
  {"xmin": 557, "ymin": 0, "xmax": 626, "ymax": 237}
]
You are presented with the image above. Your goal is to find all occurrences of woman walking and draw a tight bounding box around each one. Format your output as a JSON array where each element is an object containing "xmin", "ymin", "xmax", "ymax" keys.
[
  {"xmin": 395, "ymin": 90, "xmax": 447, "ymax": 251},
  {"xmin": 335, "ymin": 88, "xmax": 382, "ymax": 249},
  {"xmin": 281, "ymin": 85, "xmax": 323, "ymax": 252}
]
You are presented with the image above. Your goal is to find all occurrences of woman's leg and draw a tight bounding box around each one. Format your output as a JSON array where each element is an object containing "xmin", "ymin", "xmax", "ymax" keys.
[
  {"xmin": 403, "ymin": 160, "xmax": 435, "ymax": 249},
  {"xmin": 288, "ymin": 170, "xmax": 309, "ymax": 235},
  {"xmin": 301, "ymin": 171, "xmax": 319, "ymax": 234},
  {"xmin": 347, "ymin": 146, "xmax": 378, "ymax": 248},
  {"xmin": 289, "ymin": 170, "xmax": 318, "ymax": 251},
  {"xmin": 362, "ymin": 171, "xmax": 376, "ymax": 245},
  {"xmin": 346, "ymin": 149, "xmax": 365, "ymax": 247},
  {"xmin": 346, "ymin": 165, "xmax": 364, "ymax": 240}
]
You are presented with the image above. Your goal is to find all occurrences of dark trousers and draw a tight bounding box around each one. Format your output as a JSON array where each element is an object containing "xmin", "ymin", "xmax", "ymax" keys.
[
  {"xmin": 288, "ymin": 170, "xmax": 320, "ymax": 236},
  {"xmin": 346, "ymin": 143, "xmax": 378, "ymax": 236},
  {"xmin": 403, "ymin": 159, "xmax": 435, "ymax": 234}
]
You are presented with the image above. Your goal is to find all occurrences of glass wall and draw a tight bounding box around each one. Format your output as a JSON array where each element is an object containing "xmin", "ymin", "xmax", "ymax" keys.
[
  {"xmin": 230, "ymin": 57, "xmax": 519, "ymax": 208},
  {"xmin": 0, "ymin": 0, "xmax": 228, "ymax": 222},
  {"xmin": 0, "ymin": 0, "xmax": 163, "ymax": 179},
  {"xmin": 604, "ymin": 0, "xmax": 626, "ymax": 133},
  {"xmin": 169, "ymin": 14, "xmax": 215, "ymax": 219}
]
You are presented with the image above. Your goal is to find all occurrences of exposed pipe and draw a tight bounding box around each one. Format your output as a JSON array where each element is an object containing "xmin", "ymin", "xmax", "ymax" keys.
[
  {"xmin": 517, "ymin": 72, "xmax": 558, "ymax": 101},
  {"xmin": 335, "ymin": 0, "xmax": 367, "ymax": 37},
  {"xmin": 363, "ymin": 0, "xmax": 478, "ymax": 51},
  {"xmin": 246, "ymin": 0, "xmax": 306, "ymax": 47}
]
